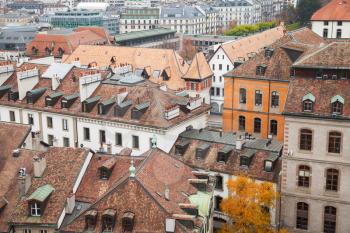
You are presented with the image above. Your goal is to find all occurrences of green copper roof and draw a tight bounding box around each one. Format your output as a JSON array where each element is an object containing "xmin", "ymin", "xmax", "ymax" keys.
[
  {"xmin": 27, "ymin": 184, "xmax": 54, "ymax": 202},
  {"xmin": 115, "ymin": 28, "xmax": 176, "ymax": 43},
  {"xmin": 331, "ymin": 95, "xmax": 344, "ymax": 104},
  {"xmin": 189, "ymin": 191, "xmax": 211, "ymax": 217},
  {"xmin": 302, "ymin": 93, "xmax": 315, "ymax": 102}
]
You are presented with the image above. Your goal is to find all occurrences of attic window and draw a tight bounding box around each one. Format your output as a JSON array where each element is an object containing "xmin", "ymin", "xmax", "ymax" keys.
[
  {"xmin": 302, "ymin": 93, "xmax": 315, "ymax": 112},
  {"xmin": 331, "ymin": 95, "xmax": 344, "ymax": 115},
  {"xmin": 114, "ymin": 100, "xmax": 132, "ymax": 117},
  {"xmin": 8, "ymin": 89, "xmax": 19, "ymax": 101},
  {"xmin": 27, "ymin": 184, "xmax": 54, "ymax": 217},
  {"xmin": 85, "ymin": 209, "xmax": 98, "ymax": 230},
  {"xmin": 98, "ymin": 97, "xmax": 116, "ymax": 115},
  {"xmin": 102, "ymin": 209, "xmax": 117, "ymax": 232},
  {"xmin": 217, "ymin": 146, "xmax": 233, "ymax": 163},
  {"xmin": 58, "ymin": 48, "xmax": 64, "ymax": 57},
  {"xmin": 196, "ymin": 144, "xmax": 210, "ymax": 160},
  {"xmin": 45, "ymin": 47, "xmax": 51, "ymax": 56},
  {"xmin": 256, "ymin": 65, "xmax": 267, "ymax": 76},
  {"xmin": 0, "ymin": 85, "xmax": 12, "ymax": 98},
  {"xmin": 264, "ymin": 153, "xmax": 279, "ymax": 172},
  {"xmin": 122, "ymin": 212, "xmax": 135, "ymax": 232},
  {"xmin": 45, "ymin": 91, "xmax": 63, "ymax": 107},
  {"xmin": 264, "ymin": 48, "xmax": 274, "ymax": 58},
  {"xmin": 31, "ymin": 46, "xmax": 38, "ymax": 55},
  {"xmin": 27, "ymin": 87, "xmax": 47, "ymax": 104},
  {"xmin": 30, "ymin": 202, "xmax": 41, "ymax": 216},
  {"xmin": 131, "ymin": 101, "xmax": 150, "ymax": 120},
  {"xmin": 82, "ymin": 96, "xmax": 101, "ymax": 113},
  {"xmin": 240, "ymin": 149, "xmax": 256, "ymax": 167},
  {"xmin": 61, "ymin": 93, "xmax": 79, "ymax": 109},
  {"xmin": 175, "ymin": 140, "xmax": 190, "ymax": 155},
  {"xmin": 99, "ymin": 158, "xmax": 116, "ymax": 180}
]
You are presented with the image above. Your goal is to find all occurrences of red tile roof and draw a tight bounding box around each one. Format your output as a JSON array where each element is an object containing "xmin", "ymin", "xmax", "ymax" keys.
[{"xmin": 311, "ymin": 0, "xmax": 350, "ymax": 21}]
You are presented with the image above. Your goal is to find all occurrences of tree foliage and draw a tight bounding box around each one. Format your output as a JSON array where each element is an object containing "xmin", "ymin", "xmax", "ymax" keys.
[
  {"xmin": 179, "ymin": 38, "xmax": 196, "ymax": 61},
  {"xmin": 219, "ymin": 176, "xmax": 287, "ymax": 233},
  {"xmin": 296, "ymin": 0, "xmax": 322, "ymax": 25},
  {"xmin": 224, "ymin": 21, "xmax": 277, "ymax": 36}
]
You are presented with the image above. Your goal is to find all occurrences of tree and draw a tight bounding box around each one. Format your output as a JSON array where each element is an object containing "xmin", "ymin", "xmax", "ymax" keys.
[
  {"xmin": 296, "ymin": 0, "xmax": 322, "ymax": 25},
  {"xmin": 219, "ymin": 176, "xmax": 287, "ymax": 233},
  {"xmin": 277, "ymin": 5, "xmax": 298, "ymax": 24},
  {"xmin": 179, "ymin": 38, "xmax": 196, "ymax": 61}
]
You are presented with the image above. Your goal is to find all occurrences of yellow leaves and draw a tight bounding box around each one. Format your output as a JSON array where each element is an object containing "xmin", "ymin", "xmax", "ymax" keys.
[{"xmin": 219, "ymin": 176, "xmax": 281, "ymax": 233}]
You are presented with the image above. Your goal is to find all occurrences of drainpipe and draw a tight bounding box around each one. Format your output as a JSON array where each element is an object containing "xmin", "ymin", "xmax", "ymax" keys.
[
  {"xmin": 267, "ymin": 79, "xmax": 271, "ymax": 139},
  {"xmin": 231, "ymin": 77, "xmax": 234, "ymax": 132}
]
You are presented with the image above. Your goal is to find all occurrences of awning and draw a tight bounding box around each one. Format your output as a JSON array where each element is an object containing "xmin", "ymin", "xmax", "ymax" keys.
[{"xmin": 27, "ymin": 184, "xmax": 54, "ymax": 202}]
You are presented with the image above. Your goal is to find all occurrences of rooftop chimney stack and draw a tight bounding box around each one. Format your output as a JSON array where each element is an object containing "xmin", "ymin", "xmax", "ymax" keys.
[
  {"xmin": 17, "ymin": 67, "xmax": 39, "ymax": 100},
  {"xmin": 236, "ymin": 136, "xmax": 244, "ymax": 150},
  {"xmin": 33, "ymin": 155, "xmax": 47, "ymax": 178},
  {"xmin": 165, "ymin": 185, "xmax": 170, "ymax": 201},
  {"xmin": 79, "ymin": 72, "xmax": 102, "ymax": 102},
  {"xmin": 18, "ymin": 168, "xmax": 31, "ymax": 197},
  {"xmin": 66, "ymin": 193, "xmax": 75, "ymax": 214}
]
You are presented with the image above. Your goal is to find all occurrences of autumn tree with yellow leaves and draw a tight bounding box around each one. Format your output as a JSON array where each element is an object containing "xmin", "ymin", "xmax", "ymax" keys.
[{"xmin": 219, "ymin": 176, "xmax": 287, "ymax": 233}]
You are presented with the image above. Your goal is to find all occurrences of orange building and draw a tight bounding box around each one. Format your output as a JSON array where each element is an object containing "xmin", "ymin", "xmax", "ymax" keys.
[{"xmin": 222, "ymin": 28, "xmax": 324, "ymax": 142}]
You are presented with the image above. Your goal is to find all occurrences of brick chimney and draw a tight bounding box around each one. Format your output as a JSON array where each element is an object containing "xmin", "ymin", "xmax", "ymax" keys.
[
  {"xmin": 33, "ymin": 155, "xmax": 46, "ymax": 178},
  {"xmin": 18, "ymin": 168, "xmax": 31, "ymax": 197}
]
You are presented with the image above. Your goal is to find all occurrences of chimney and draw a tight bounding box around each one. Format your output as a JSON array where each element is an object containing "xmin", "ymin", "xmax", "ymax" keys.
[
  {"xmin": 107, "ymin": 143, "xmax": 112, "ymax": 154},
  {"xmin": 51, "ymin": 73, "xmax": 60, "ymax": 91},
  {"xmin": 17, "ymin": 67, "xmax": 39, "ymax": 100},
  {"xmin": 236, "ymin": 136, "xmax": 244, "ymax": 150},
  {"xmin": 33, "ymin": 155, "xmax": 46, "ymax": 178},
  {"xmin": 79, "ymin": 72, "xmax": 102, "ymax": 102},
  {"xmin": 65, "ymin": 193, "xmax": 75, "ymax": 214},
  {"xmin": 18, "ymin": 168, "xmax": 31, "ymax": 197},
  {"xmin": 164, "ymin": 185, "xmax": 170, "ymax": 201}
]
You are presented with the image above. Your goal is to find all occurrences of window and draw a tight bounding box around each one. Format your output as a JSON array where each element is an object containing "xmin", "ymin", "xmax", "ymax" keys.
[
  {"xmin": 227, "ymin": 64, "xmax": 230, "ymax": 71},
  {"xmin": 254, "ymin": 118, "xmax": 261, "ymax": 133},
  {"xmin": 238, "ymin": 116, "xmax": 245, "ymax": 131},
  {"xmin": 326, "ymin": 168, "xmax": 339, "ymax": 191},
  {"xmin": 332, "ymin": 101, "xmax": 343, "ymax": 115},
  {"xmin": 219, "ymin": 64, "xmax": 222, "ymax": 70},
  {"xmin": 324, "ymin": 21, "xmax": 329, "ymax": 25},
  {"xmin": 300, "ymin": 129, "xmax": 312, "ymax": 151},
  {"xmin": 328, "ymin": 131, "xmax": 341, "ymax": 153},
  {"xmin": 132, "ymin": 135, "xmax": 139, "ymax": 149},
  {"xmin": 102, "ymin": 215, "xmax": 115, "ymax": 232},
  {"xmin": 214, "ymin": 196, "xmax": 223, "ymax": 211},
  {"xmin": 323, "ymin": 28, "xmax": 328, "ymax": 38},
  {"xmin": 9, "ymin": 110, "xmax": 15, "ymax": 122},
  {"xmin": 212, "ymin": 64, "xmax": 215, "ymax": 70},
  {"xmin": 219, "ymin": 76, "xmax": 222, "ymax": 82},
  {"xmin": 296, "ymin": 202, "xmax": 308, "ymax": 230},
  {"xmin": 215, "ymin": 175, "xmax": 223, "ymax": 190},
  {"xmin": 270, "ymin": 120, "xmax": 278, "ymax": 136},
  {"xmin": 47, "ymin": 117, "xmax": 53, "ymax": 128},
  {"xmin": 264, "ymin": 161, "xmax": 273, "ymax": 172},
  {"xmin": 24, "ymin": 229, "xmax": 32, "ymax": 233},
  {"xmin": 337, "ymin": 21, "xmax": 342, "ymax": 26},
  {"xmin": 30, "ymin": 202, "xmax": 41, "ymax": 216},
  {"xmin": 324, "ymin": 206, "xmax": 336, "ymax": 233},
  {"xmin": 84, "ymin": 127, "xmax": 90, "ymax": 141},
  {"xmin": 216, "ymin": 88, "xmax": 220, "ymax": 96},
  {"xmin": 40, "ymin": 230, "xmax": 47, "ymax": 233},
  {"xmin": 115, "ymin": 133, "xmax": 122, "ymax": 146},
  {"xmin": 48, "ymin": 134, "xmax": 54, "ymax": 146},
  {"xmin": 28, "ymin": 113, "xmax": 34, "ymax": 125},
  {"xmin": 62, "ymin": 119, "xmax": 68, "ymax": 131},
  {"xmin": 336, "ymin": 29, "xmax": 342, "ymax": 38},
  {"xmin": 255, "ymin": 90, "xmax": 262, "ymax": 106},
  {"xmin": 63, "ymin": 137, "xmax": 70, "ymax": 147},
  {"xmin": 271, "ymin": 91, "xmax": 279, "ymax": 108},
  {"xmin": 210, "ymin": 87, "xmax": 214, "ymax": 95},
  {"xmin": 298, "ymin": 165, "xmax": 311, "ymax": 188},
  {"xmin": 239, "ymin": 88, "xmax": 246, "ymax": 104},
  {"xmin": 99, "ymin": 130, "xmax": 106, "ymax": 144},
  {"xmin": 303, "ymin": 100, "xmax": 313, "ymax": 112}
]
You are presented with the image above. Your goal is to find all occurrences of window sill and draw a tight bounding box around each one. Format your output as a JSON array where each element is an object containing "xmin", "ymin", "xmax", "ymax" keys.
[
  {"xmin": 323, "ymin": 191, "xmax": 339, "ymax": 197},
  {"xmin": 326, "ymin": 152, "xmax": 341, "ymax": 157},
  {"xmin": 297, "ymin": 150, "xmax": 313, "ymax": 155},
  {"xmin": 296, "ymin": 187, "xmax": 311, "ymax": 194}
]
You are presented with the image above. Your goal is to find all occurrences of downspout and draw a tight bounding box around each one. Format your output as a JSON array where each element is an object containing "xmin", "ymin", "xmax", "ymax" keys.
[
  {"xmin": 231, "ymin": 77, "xmax": 234, "ymax": 132},
  {"xmin": 267, "ymin": 79, "xmax": 271, "ymax": 138}
]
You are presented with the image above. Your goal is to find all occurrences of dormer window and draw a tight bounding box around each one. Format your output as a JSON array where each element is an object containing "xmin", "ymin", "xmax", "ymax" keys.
[
  {"xmin": 61, "ymin": 93, "xmax": 79, "ymax": 109},
  {"xmin": 98, "ymin": 97, "xmax": 116, "ymax": 115},
  {"xmin": 240, "ymin": 149, "xmax": 255, "ymax": 167},
  {"xmin": 131, "ymin": 101, "xmax": 150, "ymax": 120},
  {"xmin": 256, "ymin": 65, "xmax": 267, "ymax": 76},
  {"xmin": 32, "ymin": 46, "xmax": 38, "ymax": 55},
  {"xmin": 82, "ymin": 96, "xmax": 101, "ymax": 113},
  {"xmin": 331, "ymin": 95, "xmax": 344, "ymax": 115},
  {"xmin": 122, "ymin": 212, "xmax": 135, "ymax": 232},
  {"xmin": 196, "ymin": 144, "xmax": 210, "ymax": 160},
  {"xmin": 30, "ymin": 202, "xmax": 41, "ymax": 216},
  {"xmin": 264, "ymin": 48, "xmax": 274, "ymax": 58},
  {"xmin": 264, "ymin": 153, "xmax": 279, "ymax": 172},
  {"xmin": 27, "ymin": 87, "xmax": 47, "ymax": 104},
  {"xmin": 45, "ymin": 47, "xmax": 51, "ymax": 56},
  {"xmin": 175, "ymin": 140, "xmax": 190, "ymax": 156},
  {"xmin": 302, "ymin": 93, "xmax": 315, "ymax": 112},
  {"xmin": 85, "ymin": 209, "xmax": 97, "ymax": 230},
  {"xmin": 99, "ymin": 158, "xmax": 116, "ymax": 180},
  {"xmin": 102, "ymin": 209, "xmax": 117, "ymax": 232},
  {"xmin": 217, "ymin": 146, "xmax": 232, "ymax": 163},
  {"xmin": 58, "ymin": 48, "xmax": 64, "ymax": 57}
]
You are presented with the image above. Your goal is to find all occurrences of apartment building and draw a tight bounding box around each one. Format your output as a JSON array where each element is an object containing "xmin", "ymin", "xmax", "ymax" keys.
[
  {"xmin": 222, "ymin": 28, "xmax": 324, "ymax": 142},
  {"xmin": 311, "ymin": 0, "xmax": 350, "ymax": 39},
  {"xmin": 281, "ymin": 42, "xmax": 350, "ymax": 233},
  {"xmin": 0, "ymin": 60, "xmax": 210, "ymax": 156},
  {"xmin": 119, "ymin": 7, "xmax": 159, "ymax": 33},
  {"xmin": 170, "ymin": 128, "xmax": 283, "ymax": 231},
  {"xmin": 208, "ymin": 25, "xmax": 285, "ymax": 115}
]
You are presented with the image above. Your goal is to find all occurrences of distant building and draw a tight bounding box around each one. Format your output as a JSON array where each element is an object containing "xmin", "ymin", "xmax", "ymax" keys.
[
  {"xmin": 0, "ymin": 11, "xmax": 34, "ymax": 26},
  {"xmin": 0, "ymin": 25, "xmax": 39, "ymax": 51},
  {"xmin": 114, "ymin": 27, "xmax": 180, "ymax": 49},
  {"xmin": 26, "ymin": 27, "xmax": 111, "ymax": 58},
  {"xmin": 6, "ymin": 1, "xmax": 44, "ymax": 14},
  {"xmin": 119, "ymin": 7, "xmax": 159, "ymax": 33},
  {"xmin": 311, "ymin": 0, "xmax": 350, "ymax": 39}
]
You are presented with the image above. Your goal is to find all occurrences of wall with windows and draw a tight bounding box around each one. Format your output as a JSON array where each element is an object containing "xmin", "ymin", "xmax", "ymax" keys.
[
  {"xmin": 281, "ymin": 116, "xmax": 350, "ymax": 232},
  {"xmin": 223, "ymin": 77, "xmax": 288, "ymax": 141},
  {"xmin": 312, "ymin": 20, "xmax": 350, "ymax": 39}
]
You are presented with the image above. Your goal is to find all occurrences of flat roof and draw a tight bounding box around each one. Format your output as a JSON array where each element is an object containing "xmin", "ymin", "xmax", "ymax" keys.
[{"xmin": 115, "ymin": 28, "xmax": 176, "ymax": 42}]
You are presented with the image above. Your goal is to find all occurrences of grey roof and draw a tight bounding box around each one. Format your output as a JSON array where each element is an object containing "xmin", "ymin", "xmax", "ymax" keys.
[
  {"xmin": 241, "ymin": 149, "xmax": 256, "ymax": 158},
  {"xmin": 84, "ymin": 96, "xmax": 101, "ymax": 104},
  {"xmin": 47, "ymin": 91, "xmax": 63, "ymax": 99},
  {"xmin": 115, "ymin": 28, "xmax": 176, "ymax": 43},
  {"xmin": 0, "ymin": 30, "xmax": 37, "ymax": 43},
  {"xmin": 134, "ymin": 101, "xmax": 150, "ymax": 110},
  {"xmin": 118, "ymin": 99, "xmax": 133, "ymax": 108},
  {"xmin": 212, "ymin": 0, "xmax": 253, "ymax": 7},
  {"xmin": 244, "ymin": 139, "xmax": 282, "ymax": 153},
  {"xmin": 160, "ymin": 5, "xmax": 205, "ymax": 19},
  {"xmin": 63, "ymin": 92, "xmax": 79, "ymax": 101},
  {"xmin": 42, "ymin": 63, "xmax": 74, "ymax": 80}
]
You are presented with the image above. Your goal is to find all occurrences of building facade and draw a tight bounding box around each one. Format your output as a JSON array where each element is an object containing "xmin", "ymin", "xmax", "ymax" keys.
[
  {"xmin": 119, "ymin": 7, "xmax": 159, "ymax": 34},
  {"xmin": 281, "ymin": 42, "xmax": 350, "ymax": 233},
  {"xmin": 311, "ymin": 0, "xmax": 350, "ymax": 39}
]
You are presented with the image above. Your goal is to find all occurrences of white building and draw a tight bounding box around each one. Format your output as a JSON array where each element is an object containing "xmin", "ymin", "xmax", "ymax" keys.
[
  {"xmin": 119, "ymin": 7, "xmax": 159, "ymax": 34},
  {"xmin": 208, "ymin": 25, "xmax": 285, "ymax": 115},
  {"xmin": 0, "ymin": 60, "xmax": 210, "ymax": 156},
  {"xmin": 311, "ymin": 0, "xmax": 350, "ymax": 39}
]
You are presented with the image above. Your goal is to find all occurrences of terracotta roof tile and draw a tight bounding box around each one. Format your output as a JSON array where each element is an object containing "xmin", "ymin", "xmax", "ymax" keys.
[
  {"xmin": 311, "ymin": 0, "xmax": 350, "ymax": 21},
  {"xmin": 183, "ymin": 52, "xmax": 213, "ymax": 80}
]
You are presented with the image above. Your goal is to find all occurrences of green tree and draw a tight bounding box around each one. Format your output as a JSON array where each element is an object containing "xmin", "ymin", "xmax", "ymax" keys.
[{"xmin": 296, "ymin": 0, "xmax": 322, "ymax": 25}]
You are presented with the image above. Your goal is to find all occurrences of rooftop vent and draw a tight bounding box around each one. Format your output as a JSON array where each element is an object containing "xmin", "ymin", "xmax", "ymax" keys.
[{"xmin": 164, "ymin": 105, "xmax": 180, "ymax": 120}]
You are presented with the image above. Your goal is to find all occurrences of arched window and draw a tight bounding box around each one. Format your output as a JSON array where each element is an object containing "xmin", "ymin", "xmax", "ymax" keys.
[
  {"xmin": 326, "ymin": 168, "xmax": 339, "ymax": 192},
  {"xmin": 45, "ymin": 47, "xmax": 51, "ymax": 56},
  {"xmin": 298, "ymin": 165, "xmax": 311, "ymax": 188},
  {"xmin": 239, "ymin": 88, "xmax": 246, "ymax": 104},
  {"xmin": 324, "ymin": 206, "xmax": 337, "ymax": 233},
  {"xmin": 238, "ymin": 116, "xmax": 245, "ymax": 131},
  {"xmin": 255, "ymin": 90, "xmax": 262, "ymax": 106},
  {"xmin": 332, "ymin": 101, "xmax": 343, "ymax": 115},
  {"xmin": 303, "ymin": 100, "xmax": 314, "ymax": 112},
  {"xmin": 296, "ymin": 202, "xmax": 308, "ymax": 230},
  {"xmin": 270, "ymin": 120, "xmax": 278, "ymax": 136},
  {"xmin": 58, "ymin": 48, "xmax": 64, "ymax": 57},
  {"xmin": 328, "ymin": 131, "xmax": 341, "ymax": 153},
  {"xmin": 300, "ymin": 129, "xmax": 312, "ymax": 151},
  {"xmin": 215, "ymin": 175, "xmax": 223, "ymax": 190},
  {"xmin": 254, "ymin": 118, "xmax": 261, "ymax": 133},
  {"xmin": 271, "ymin": 91, "xmax": 279, "ymax": 108},
  {"xmin": 31, "ymin": 46, "xmax": 38, "ymax": 55}
]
